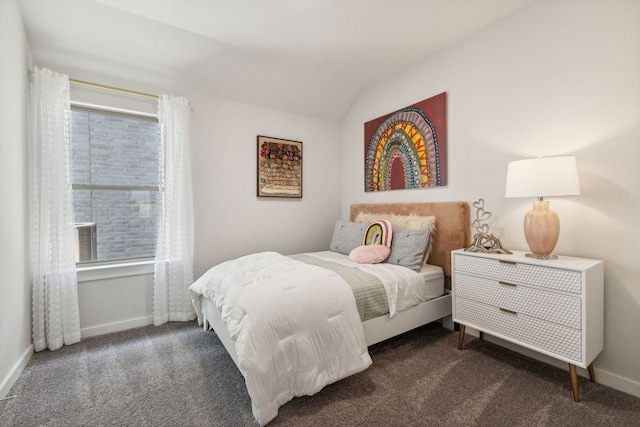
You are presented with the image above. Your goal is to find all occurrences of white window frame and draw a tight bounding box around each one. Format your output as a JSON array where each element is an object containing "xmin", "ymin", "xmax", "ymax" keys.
[{"xmin": 70, "ymin": 102, "xmax": 160, "ymax": 279}]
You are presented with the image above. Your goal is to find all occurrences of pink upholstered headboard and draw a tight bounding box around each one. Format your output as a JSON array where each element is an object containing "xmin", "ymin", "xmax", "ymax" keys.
[{"xmin": 350, "ymin": 202, "xmax": 470, "ymax": 277}]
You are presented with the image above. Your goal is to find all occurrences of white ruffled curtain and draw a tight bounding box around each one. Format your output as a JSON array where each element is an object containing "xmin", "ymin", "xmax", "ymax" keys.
[
  {"xmin": 154, "ymin": 95, "xmax": 196, "ymax": 325},
  {"xmin": 29, "ymin": 67, "xmax": 81, "ymax": 351}
]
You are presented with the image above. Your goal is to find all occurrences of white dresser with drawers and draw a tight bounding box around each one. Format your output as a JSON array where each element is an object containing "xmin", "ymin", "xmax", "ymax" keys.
[{"xmin": 451, "ymin": 249, "xmax": 604, "ymax": 402}]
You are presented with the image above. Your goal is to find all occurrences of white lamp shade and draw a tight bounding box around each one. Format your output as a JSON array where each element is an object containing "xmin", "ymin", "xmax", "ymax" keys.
[{"xmin": 505, "ymin": 156, "xmax": 580, "ymax": 198}]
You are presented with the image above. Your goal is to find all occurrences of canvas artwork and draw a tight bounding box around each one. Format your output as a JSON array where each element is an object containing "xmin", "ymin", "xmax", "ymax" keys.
[
  {"xmin": 257, "ymin": 135, "xmax": 302, "ymax": 198},
  {"xmin": 364, "ymin": 92, "xmax": 447, "ymax": 192}
]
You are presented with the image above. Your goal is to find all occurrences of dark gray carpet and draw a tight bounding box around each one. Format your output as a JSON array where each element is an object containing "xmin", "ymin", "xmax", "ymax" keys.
[{"xmin": 1, "ymin": 322, "xmax": 638, "ymax": 426}]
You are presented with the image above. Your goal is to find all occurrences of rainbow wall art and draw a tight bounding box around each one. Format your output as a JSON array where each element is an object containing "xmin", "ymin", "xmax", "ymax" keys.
[{"xmin": 364, "ymin": 92, "xmax": 447, "ymax": 192}]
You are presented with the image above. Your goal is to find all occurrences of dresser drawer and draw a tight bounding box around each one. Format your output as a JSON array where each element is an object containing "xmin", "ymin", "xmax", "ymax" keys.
[
  {"xmin": 455, "ymin": 297, "xmax": 582, "ymax": 362},
  {"xmin": 454, "ymin": 254, "xmax": 582, "ymax": 294},
  {"xmin": 455, "ymin": 273, "xmax": 581, "ymax": 329}
]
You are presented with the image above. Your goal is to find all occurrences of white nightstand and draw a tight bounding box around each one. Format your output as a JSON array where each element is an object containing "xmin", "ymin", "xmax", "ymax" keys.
[{"xmin": 452, "ymin": 249, "xmax": 604, "ymax": 402}]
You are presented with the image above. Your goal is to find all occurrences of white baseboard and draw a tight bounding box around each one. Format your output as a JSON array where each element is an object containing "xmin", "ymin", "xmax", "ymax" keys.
[
  {"xmin": 595, "ymin": 367, "xmax": 640, "ymax": 398},
  {"xmin": 464, "ymin": 328, "xmax": 640, "ymax": 399},
  {"xmin": 0, "ymin": 344, "xmax": 33, "ymax": 399},
  {"xmin": 1, "ymin": 317, "xmax": 155, "ymax": 399},
  {"xmin": 80, "ymin": 315, "xmax": 154, "ymax": 338}
]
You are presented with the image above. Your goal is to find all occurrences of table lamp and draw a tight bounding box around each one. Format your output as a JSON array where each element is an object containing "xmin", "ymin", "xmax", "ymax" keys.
[{"xmin": 505, "ymin": 156, "xmax": 580, "ymax": 259}]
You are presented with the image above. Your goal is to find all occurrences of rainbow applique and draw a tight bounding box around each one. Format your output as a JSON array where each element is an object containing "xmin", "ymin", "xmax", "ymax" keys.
[{"xmin": 363, "ymin": 220, "xmax": 393, "ymax": 247}]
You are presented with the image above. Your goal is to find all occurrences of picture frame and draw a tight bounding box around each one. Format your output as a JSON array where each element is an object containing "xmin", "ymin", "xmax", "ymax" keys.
[
  {"xmin": 364, "ymin": 92, "xmax": 447, "ymax": 192},
  {"xmin": 257, "ymin": 135, "xmax": 303, "ymax": 198}
]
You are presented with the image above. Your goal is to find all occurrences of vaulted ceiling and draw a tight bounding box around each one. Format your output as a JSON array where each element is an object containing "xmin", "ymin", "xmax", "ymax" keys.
[{"xmin": 19, "ymin": 0, "xmax": 534, "ymax": 121}]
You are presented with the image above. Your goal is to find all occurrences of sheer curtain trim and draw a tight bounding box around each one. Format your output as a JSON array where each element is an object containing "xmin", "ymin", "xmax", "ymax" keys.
[
  {"xmin": 30, "ymin": 67, "xmax": 81, "ymax": 351},
  {"xmin": 153, "ymin": 95, "xmax": 195, "ymax": 325}
]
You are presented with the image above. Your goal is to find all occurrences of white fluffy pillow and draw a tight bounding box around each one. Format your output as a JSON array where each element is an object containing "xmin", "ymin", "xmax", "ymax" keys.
[
  {"xmin": 349, "ymin": 244, "xmax": 391, "ymax": 264},
  {"xmin": 354, "ymin": 213, "xmax": 436, "ymax": 232}
]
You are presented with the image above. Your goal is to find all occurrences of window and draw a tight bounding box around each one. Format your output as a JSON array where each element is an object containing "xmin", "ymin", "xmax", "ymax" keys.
[{"xmin": 71, "ymin": 107, "xmax": 160, "ymax": 264}]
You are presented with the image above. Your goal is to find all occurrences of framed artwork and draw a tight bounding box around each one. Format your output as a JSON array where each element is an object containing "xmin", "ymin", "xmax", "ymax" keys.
[
  {"xmin": 364, "ymin": 92, "xmax": 447, "ymax": 192},
  {"xmin": 257, "ymin": 135, "xmax": 303, "ymax": 198}
]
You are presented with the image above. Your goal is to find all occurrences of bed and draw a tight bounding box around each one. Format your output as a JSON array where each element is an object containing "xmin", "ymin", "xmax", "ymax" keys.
[{"xmin": 190, "ymin": 202, "xmax": 469, "ymax": 425}]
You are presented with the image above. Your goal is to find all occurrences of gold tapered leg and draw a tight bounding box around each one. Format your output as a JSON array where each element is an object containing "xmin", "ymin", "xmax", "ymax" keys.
[
  {"xmin": 588, "ymin": 363, "xmax": 595, "ymax": 382},
  {"xmin": 569, "ymin": 364, "xmax": 580, "ymax": 402},
  {"xmin": 458, "ymin": 325, "xmax": 466, "ymax": 350}
]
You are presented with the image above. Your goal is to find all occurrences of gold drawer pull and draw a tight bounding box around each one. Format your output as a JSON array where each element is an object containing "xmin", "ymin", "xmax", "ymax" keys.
[
  {"xmin": 498, "ymin": 281, "xmax": 517, "ymax": 287},
  {"xmin": 500, "ymin": 308, "xmax": 517, "ymax": 315},
  {"xmin": 498, "ymin": 260, "xmax": 517, "ymax": 265}
]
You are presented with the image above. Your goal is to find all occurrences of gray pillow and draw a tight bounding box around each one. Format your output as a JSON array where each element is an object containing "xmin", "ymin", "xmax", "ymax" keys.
[
  {"xmin": 329, "ymin": 220, "xmax": 367, "ymax": 255},
  {"xmin": 387, "ymin": 226, "xmax": 432, "ymax": 271}
]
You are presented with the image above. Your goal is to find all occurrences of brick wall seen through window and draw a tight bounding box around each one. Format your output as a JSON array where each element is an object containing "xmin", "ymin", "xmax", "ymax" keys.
[{"xmin": 71, "ymin": 108, "xmax": 160, "ymax": 263}]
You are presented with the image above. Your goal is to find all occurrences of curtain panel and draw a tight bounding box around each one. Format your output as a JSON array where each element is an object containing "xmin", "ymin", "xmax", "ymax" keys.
[
  {"xmin": 29, "ymin": 67, "xmax": 81, "ymax": 351},
  {"xmin": 153, "ymin": 95, "xmax": 196, "ymax": 325}
]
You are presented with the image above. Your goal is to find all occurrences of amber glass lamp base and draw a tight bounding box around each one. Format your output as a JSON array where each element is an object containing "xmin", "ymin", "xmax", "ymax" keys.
[{"xmin": 523, "ymin": 201, "xmax": 560, "ymax": 259}]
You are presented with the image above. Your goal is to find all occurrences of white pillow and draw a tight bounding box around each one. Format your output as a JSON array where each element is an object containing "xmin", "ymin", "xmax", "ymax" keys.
[{"xmin": 355, "ymin": 213, "xmax": 435, "ymax": 231}]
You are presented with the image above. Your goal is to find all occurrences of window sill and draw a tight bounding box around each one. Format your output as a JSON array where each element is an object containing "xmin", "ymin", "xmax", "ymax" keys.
[{"xmin": 76, "ymin": 259, "xmax": 154, "ymax": 282}]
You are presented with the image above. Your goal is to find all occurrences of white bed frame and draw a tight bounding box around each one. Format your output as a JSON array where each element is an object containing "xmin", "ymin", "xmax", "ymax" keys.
[
  {"xmin": 201, "ymin": 291, "xmax": 453, "ymax": 368},
  {"xmin": 201, "ymin": 202, "xmax": 469, "ymax": 370}
]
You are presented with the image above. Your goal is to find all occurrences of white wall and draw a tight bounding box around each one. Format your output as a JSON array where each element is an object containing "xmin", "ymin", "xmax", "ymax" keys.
[
  {"xmin": 19, "ymin": 0, "xmax": 638, "ymax": 399},
  {"xmin": 0, "ymin": 0, "xmax": 33, "ymax": 398},
  {"xmin": 28, "ymin": 62, "xmax": 342, "ymax": 335},
  {"xmin": 190, "ymin": 93, "xmax": 342, "ymax": 277},
  {"xmin": 341, "ymin": 0, "xmax": 640, "ymax": 396}
]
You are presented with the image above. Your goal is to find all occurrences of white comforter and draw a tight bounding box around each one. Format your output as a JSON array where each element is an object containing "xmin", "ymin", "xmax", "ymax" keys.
[
  {"xmin": 304, "ymin": 251, "xmax": 426, "ymax": 317},
  {"xmin": 189, "ymin": 251, "xmax": 372, "ymax": 426}
]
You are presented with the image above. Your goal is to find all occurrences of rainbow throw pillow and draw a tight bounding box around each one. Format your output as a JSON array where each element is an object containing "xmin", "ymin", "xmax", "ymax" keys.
[{"xmin": 363, "ymin": 219, "xmax": 393, "ymax": 247}]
